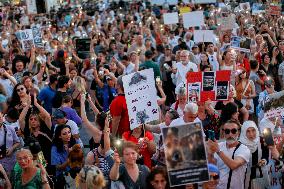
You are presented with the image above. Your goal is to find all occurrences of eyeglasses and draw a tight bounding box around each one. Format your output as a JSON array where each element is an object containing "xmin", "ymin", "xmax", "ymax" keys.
[
  {"xmin": 223, "ymin": 128, "xmax": 239, "ymax": 135},
  {"xmin": 16, "ymin": 87, "xmax": 25, "ymax": 92}
]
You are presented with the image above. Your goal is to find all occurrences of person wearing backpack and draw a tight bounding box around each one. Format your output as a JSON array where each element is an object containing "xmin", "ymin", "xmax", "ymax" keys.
[{"xmin": 207, "ymin": 119, "xmax": 251, "ymax": 189}]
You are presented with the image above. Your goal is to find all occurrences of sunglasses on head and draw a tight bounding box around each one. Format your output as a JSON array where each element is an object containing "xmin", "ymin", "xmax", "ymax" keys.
[
  {"xmin": 223, "ymin": 128, "xmax": 239, "ymax": 135},
  {"xmin": 16, "ymin": 87, "xmax": 25, "ymax": 92}
]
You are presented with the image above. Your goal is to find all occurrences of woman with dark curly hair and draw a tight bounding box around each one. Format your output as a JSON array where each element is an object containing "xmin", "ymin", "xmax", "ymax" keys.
[
  {"xmin": 9, "ymin": 83, "xmax": 29, "ymax": 112},
  {"xmin": 146, "ymin": 166, "xmax": 169, "ymax": 189}
]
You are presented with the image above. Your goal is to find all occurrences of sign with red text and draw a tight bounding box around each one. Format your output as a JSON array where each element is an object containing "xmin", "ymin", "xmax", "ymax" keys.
[{"xmin": 187, "ymin": 71, "xmax": 231, "ymax": 102}]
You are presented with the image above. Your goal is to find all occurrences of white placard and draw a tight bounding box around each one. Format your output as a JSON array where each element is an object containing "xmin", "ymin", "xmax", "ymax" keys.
[
  {"xmin": 191, "ymin": 0, "xmax": 216, "ymax": 4},
  {"xmin": 217, "ymin": 15, "xmax": 235, "ymax": 31},
  {"xmin": 183, "ymin": 11, "xmax": 204, "ymax": 28},
  {"xmin": 163, "ymin": 12, "xmax": 179, "ymax": 25},
  {"xmin": 26, "ymin": 0, "xmax": 37, "ymax": 14},
  {"xmin": 193, "ymin": 30, "xmax": 215, "ymax": 43},
  {"xmin": 240, "ymin": 2, "xmax": 251, "ymax": 10},
  {"xmin": 18, "ymin": 27, "xmax": 43, "ymax": 51},
  {"xmin": 151, "ymin": 0, "xmax": 178, "ymax": 5},
  {"xmin": 122, "ymin": 69, "xmax": 159, "ymax": 130}
]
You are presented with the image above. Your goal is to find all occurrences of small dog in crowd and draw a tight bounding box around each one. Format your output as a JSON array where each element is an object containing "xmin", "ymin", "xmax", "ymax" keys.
[
  {"xmin": 164, "ymin": 127, "xmax": 185, "ymax": 170},
  {"xmin": 78, "ymin": 165, "xmax": 106, "ymax": 189}
]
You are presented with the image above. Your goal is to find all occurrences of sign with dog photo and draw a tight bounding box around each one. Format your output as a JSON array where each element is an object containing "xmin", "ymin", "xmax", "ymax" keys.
[
  {"xmin": 122, "ymin": 68, "xmax": 159, "ymax": 130},
  {"xmin": 161, "ymin": 122, "xmax": 209, "ymax": 187},
  {"xmin": 187, "ymin": 71, "xmax": 231, "ymax": 102}
]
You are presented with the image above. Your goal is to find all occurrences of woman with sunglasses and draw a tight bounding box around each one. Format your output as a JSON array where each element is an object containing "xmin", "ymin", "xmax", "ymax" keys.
[
  {"xmin": 235, "ymin": 68, "xmax": 256, "ymax": 116},
  {"xmin": 18, "ymin": 94, "xmax": 52, "ymax": 171},
  {"xmin": 202, "ymin": 163, "xmax": 220, "ymax": 189},
  {"xmin": 239, "ymin": 121, "xmax": 279, "ymax": 189},
  {"xmin": 9, "ymin": 83, "xmax": 29, "ymax": 112},
  {"xmin": 11, "ymin": 148, "xmax": 50, "ymax": 189}
]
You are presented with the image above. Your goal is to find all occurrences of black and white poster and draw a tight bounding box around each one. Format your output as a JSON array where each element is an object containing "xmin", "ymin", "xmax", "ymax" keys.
[
  {"xmin": 216, "ymin": 81, "xmax": 229, "ymax": 100},
  {"xmin": 161, "ymin": 122, "xmax": 209, "ymax": 187},
  {"xmin": 202, "ymin": 72, "xmax": 215, "ymax": 91}
]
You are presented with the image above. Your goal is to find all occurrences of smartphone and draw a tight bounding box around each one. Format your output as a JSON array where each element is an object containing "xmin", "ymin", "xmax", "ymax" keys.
[
  {"xmin": 263, "ymin": 128, "xmax": 274, "ymax": 146},
  {"xmin": 208, "ymin": 130, "xmax": 215, "ymax": 141},
  {"xmin": 172, "ymin": 61, "xmax": 177, "ymax": 69},
  {"xmin": 85, "ymin": 92, "xmax": 89, "ymax": 98},
  {"xmin": 114, "ymin": 139, "xmax": 124, "ymax": 156},
  {"xmin": 156, "ymin": 76, "xmax": 161, "ymax": 84}
]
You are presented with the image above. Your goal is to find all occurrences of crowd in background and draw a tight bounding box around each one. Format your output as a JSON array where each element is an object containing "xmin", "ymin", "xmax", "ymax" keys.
[{"xmin": 0, "ymin": 0, "xmax": 284, "ymax": 188}]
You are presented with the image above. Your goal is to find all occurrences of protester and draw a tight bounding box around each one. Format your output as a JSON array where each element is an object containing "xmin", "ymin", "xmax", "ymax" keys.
[
  {"xmin": 109, "ymin": 141, "xmax": 150, "ymax": 189},
  {"xmin": 208, "ymin": 120, "xmax": 250, "ymax": 189},
  {"xmin": 11, "ymin": 148, "xmax": 50, "ymax": 189}
]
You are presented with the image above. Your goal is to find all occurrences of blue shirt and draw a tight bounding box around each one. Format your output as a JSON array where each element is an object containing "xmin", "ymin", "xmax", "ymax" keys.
[
  {"xmin": 102, "ymin": 84, "xmax": 117, "ymax": 112},
  {"xmin": 51, "ymin": 145, "xmax": 70, "ymax": 176},
  {"xmin": 38, "ymin": 86, "xmax": 56, "ymax": 114}
]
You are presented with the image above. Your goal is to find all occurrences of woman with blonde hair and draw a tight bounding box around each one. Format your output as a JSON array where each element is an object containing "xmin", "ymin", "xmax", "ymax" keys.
[
  {"xmin": 11, "ymin": 148, "xmax": 50, "ymax": 189},
  {"xmin": 71, "ymin": 76, "xmax": 87, "ymax": 113}
]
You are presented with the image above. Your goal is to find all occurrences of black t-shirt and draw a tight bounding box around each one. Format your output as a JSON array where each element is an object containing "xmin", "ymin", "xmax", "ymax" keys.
[
  {"xmin": 52, "ymin": 91, "xmax": 67, "ymax": 108},
  {"xmin": 215, "ymin": 99, "xmax": 243, "ymax": 111}
]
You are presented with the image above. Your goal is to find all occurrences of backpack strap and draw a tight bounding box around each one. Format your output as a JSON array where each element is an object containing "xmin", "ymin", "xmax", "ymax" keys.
[{"xmin": 227, "ymin": 142, "xmax": 242, "ymax": 189}]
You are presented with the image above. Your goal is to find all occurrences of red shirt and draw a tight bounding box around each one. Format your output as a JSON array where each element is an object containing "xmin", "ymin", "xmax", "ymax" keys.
[
  {"xmin": 110, "ymin": 95, "xmax": 130, "ymax": 137},
  {"xmin": 122, "ymin": 131, "xmax": 154, "ymax": 169}
]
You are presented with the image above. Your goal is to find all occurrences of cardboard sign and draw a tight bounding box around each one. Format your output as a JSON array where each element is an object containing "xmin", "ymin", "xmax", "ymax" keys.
[
  {"xmin": 26, "ymin": 0, "xmax": 37, "ymax": 14},
  {"xmin": 179, "ymin": 7, "xmax": 191, "ymax": 14},
  {"xmin": 187, "ymin": 71, "xmax": 231, "ymax": 102},
  {"xmin": 217, "ymin": 15, "xmax": 235, "ymax": 31},
  {"xmin": 252, "ymin": 3, "xmax": 266, "ymax": 15},
  {"xmin": 264, "ymin": 90, "xmax": 284, "ymax": 119},
  {"xmin": 17, "ymin": 27, "xmax": 43, "ymax": 51},
  {"xmin": 123, "ymin": 69, "xmax": 159, "ymax": 130},
  {"xmin": 193, "ymin": 30, "xmax": 215, "ymax": 43},
  {"xmin": 161, "ymin": 122, "xmax": 209, "ymax": 187},
  {"xmin": 267, "ymin": 5, "xmax": 281, "ymax": 16},
  {"xmin": 163, "ymin": 12, "xmax": 179, "ymax": 25},
  {"xmin": 183, "ymin": 11, "xmax": 204, "ymax": 28}
]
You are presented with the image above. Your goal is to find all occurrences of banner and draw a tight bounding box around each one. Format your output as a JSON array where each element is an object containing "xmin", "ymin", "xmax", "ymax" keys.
[
  {"xmin": 163, "ymin": 12, "xmax": 179, "ymax": 25},
  {"xmin": 122, "ymin": 69, "xmax": 159, "ymax": 130},
  {"xmin": 161, "ymin": 122, "xmax": 209, "ymax": 187},
  {"xmin": 187, "ymin": 71, "xmax": 231, "ymax": 102},
  {"xmin": 183, "ymin": 11, "xmax": 204, "ymax": 28},
  {"xmin": 264, "ymin": 90, "xmax": 284, "ymax": 119},
  {"xmin": 267, "ymin": 5, "xmax": 281, "ymax": 16},
  {"xmin": 151, "ymin": 0, "xmax": 178, "ymax": 5},
  {"xmin": 17, "ymin": 27, "xmax": 43, "ymax": 51},
  {"xmin": 217, "ymin": 15, "xmax": 235, "ymax": 31}
]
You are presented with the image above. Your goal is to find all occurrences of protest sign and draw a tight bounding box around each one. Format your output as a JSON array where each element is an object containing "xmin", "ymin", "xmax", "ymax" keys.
[
  {"xmin": 26, "ymin": 0, "xmax": 37, "ymax": 14},
  {"xmin": 151, "ymin": 0, "xmax": 178, "ymax": 5},
  {"xmin": 264, "ymin": 90, "xmax": 284, "ymax": 119},
  {"xmin": 191, "ymin": 0, "xmax": 216, "ymax": 4},
  {"xmin": 17, "ymin": 27, "xmax": 43, "ymax": 51},
  {"xmin": 123, "ymin": 69, "xmax": 159, "ymax": 130},
  {"xmin": 163, "ymin": 12, "xmax": 179, "ymax": 25},
  {"xmin": 179, "ymin": 6, "xmax": 191, "ymax": 14},
  {"xmin": 267, "ymin": 5, "xmax": 281, "ymax": 16},
  {"xmin": 217, "ymin": 15, "xmax": 235, "ymax": 31},
  {"xmin": 161, "ymin": 122, "xmax": 209, "ymax": 187},
  {"xmin": 193, "ymin": 30, "xmax": 215, "ymax": 43},
  {"xmin": 252, "ymin": 3, "xmax": 266, "ymax": 15},
  {"xmin": 239, "ymin": 2, "xmax": 251, "ymax": 11},
  {"xmin": 183, "ymin": 11, "xmax": 204, "ymax": 28},
  {"xmin": 187, "ymin": 71, "xmax": 231, "ymax": 102},
  {"xmin": 230, "ymin": 36, "xmax": 251, "ymax": 53}
]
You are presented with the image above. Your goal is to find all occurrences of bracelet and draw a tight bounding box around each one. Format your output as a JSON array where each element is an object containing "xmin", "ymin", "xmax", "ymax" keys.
[{"xmin": 42, "ymin": 180, "xmax": 49, "ymax": 185}]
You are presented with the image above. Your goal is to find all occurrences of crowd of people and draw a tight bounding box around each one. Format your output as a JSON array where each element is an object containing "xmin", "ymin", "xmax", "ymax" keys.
[{"xmin": 0, "ymin": 0, "xmax": 284, "ymax": 188}]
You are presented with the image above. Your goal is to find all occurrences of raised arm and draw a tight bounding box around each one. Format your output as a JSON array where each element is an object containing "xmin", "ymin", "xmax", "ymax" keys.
[
  {"xmin": 19, "ymin": 96, "xmax": 31, "ymax": 131},
  {"xmin": 80, "ymin": 94, "xmax": 101, "ymax": 137},
  {"xmin": 27, "ymin": 47, "xmax": 36, "ymax": 72},
  {"xmin": 34, "ymin": 94, "xmax": 52, "ymax": 129}
]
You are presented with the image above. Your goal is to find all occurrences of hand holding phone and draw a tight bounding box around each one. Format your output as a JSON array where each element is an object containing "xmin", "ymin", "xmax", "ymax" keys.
[
  {"xmin": 208, "ymin": 130, "xmax": 215, "ymax": 141},
  {"xmin": 263, "ymin": 128, "xmax": 274, "ymax": 146}
]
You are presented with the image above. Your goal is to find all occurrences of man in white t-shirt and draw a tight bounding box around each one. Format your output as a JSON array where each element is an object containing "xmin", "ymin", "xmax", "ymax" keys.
[
  {"xmin": 208, "ymin": 120, "xmax": 251, "ymax": 189},
  {"xmin": 171, "ymin": 50, "xmax": 198, "ymax": 87},
  {"xmin": 0, "ymin": 67, "xmax": 17, "ymax": 97}
]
